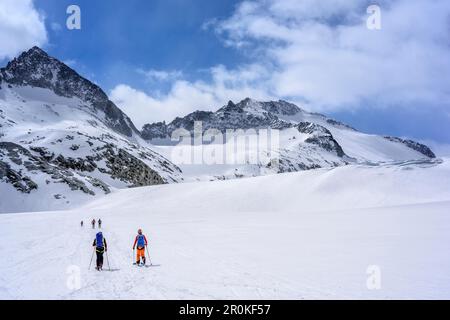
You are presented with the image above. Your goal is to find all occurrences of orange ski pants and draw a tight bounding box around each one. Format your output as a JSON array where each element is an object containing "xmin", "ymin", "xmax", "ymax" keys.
[{"xmin": 136, "ymin": 247, "xmax": 145, "ymax": 262}]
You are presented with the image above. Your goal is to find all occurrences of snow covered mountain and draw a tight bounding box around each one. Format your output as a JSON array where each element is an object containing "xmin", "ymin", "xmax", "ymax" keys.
[
  {"xmin": 0, "ymin": 47, "xmax": 437, "ymax": 212},
  {"xmin": 0, "ymin": 47, "xmax": 182, "ymax": 213},
  {"xmin": 143, "ymin": 98, "xmax": 436, "ymax": 181},
  {"xmin": 1, "ymin": 47, "xmax": 139, "ymax": 137}
]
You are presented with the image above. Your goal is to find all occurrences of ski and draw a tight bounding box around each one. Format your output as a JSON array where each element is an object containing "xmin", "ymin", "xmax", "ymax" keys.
[{"xmin": 133, "ymin": 263, "xmax": 160, "ymax": 267}]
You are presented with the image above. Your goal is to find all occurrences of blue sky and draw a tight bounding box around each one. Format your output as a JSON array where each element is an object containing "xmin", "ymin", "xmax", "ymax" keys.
[
  {"xmin": 1, "ymin": 0, "xmax": 450, "ymax": 148},
  {"xmin": 34, "ymin": 0, "xmax": 244, "ymax": 90}
]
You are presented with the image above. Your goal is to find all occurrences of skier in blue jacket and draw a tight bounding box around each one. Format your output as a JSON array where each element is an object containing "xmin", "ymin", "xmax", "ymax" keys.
[{"xmin": 92, "ymin": 232, "xmax": 107, "ymax": 271}]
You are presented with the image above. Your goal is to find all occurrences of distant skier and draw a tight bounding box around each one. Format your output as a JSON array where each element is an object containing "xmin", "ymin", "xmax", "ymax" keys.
[
  {"xmin": 91, "ymin": 219, "xmax": 96, "ymax": 229},
  {"xmin": 80, "ymin": 220, "xmax": 83, "ymax": 227},
  {"xmin": 92, "ymin": 231, "xmax": 107, "ymax": 271},
  {"xmin": 98, "ymin": 219, "xmax": 102, "ymax": 229},
  {"xmin": 133, "ymin": 229, "xmax": 148, "ymax": 265}
]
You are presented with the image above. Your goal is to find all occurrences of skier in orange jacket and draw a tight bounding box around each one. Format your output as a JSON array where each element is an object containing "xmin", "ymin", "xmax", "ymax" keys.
[{"xmin": 133, "ymin": 229, "xmax": 148, "ymax": 265}]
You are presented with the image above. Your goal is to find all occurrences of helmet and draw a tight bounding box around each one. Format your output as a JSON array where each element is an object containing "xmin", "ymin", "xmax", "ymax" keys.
[{"xmin": 138, "ymin": 229, "xmax": 142, "ymax": 234}]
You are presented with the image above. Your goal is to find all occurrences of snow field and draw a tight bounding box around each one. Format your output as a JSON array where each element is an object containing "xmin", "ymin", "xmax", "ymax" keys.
[{"xmin": 1, "ymin": 160, "xmax": 450, "ymax": 299}]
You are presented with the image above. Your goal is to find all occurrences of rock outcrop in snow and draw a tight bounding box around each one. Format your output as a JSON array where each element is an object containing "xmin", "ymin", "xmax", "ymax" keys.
[
  {"xmin": 384, "ymin": 136, "xmax": 436, "ymax": 158},
  {"xmin": 297, "ymin": 122, "xmax": 346, "ymax": 158}
]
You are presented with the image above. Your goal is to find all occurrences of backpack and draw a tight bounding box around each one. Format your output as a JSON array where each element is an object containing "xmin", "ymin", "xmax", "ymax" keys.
[
  {"xmin": 96, "ymin": 232, "xmax": 104, "ymax": 248},
  {"xmin": 136, "ymin": 234, "xmax": 145, "ymax": 248}
]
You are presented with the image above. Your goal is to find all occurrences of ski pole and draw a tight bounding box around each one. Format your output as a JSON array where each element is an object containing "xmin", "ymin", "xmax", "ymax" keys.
[
  {"xmin": 88, "ymin": 248, "xmax": 95, "ymax": 270},
  {"xmin": 146, "ymin": 246, "xmax": 152, "ymax": 265},
  {"xmin": 133, "ymin": 248, "xmax": 135, "ymax": 265},
  {"xmin": 106, "ymin": 251, "xmax": 111, "ymax": 271}
]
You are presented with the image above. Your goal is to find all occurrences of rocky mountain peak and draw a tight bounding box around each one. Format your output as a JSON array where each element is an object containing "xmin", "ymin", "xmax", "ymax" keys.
[
  {"xmin": 217, "ymin": 100, "xmax": 244, "ymax": 114},
  {"xmin": 1, "ymin": 46, "xmax": 107, "ymax": 103},
  {"xmin": 14, "ymin": 46, "xmax": 48, "ymax": 62},
  {"xmin": 260, "ymin": 100, "xmax": 303, "ymax": 116},
  {"xmin": 218, "ymin": 98, "xmax": 303, "ymax": 117},
  {"xmin": 0, "ymin": 47, "xmax": 139, "ymax": 137},
  {"xmin": 7, "ymin": 46, "xmax": 49, "ymax": 66}
]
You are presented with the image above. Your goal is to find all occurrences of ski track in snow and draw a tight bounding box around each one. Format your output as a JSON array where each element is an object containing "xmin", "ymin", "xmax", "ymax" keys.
[{"xmin": 1, "ymin": 161, "xmax": 450, "ymax": 299}]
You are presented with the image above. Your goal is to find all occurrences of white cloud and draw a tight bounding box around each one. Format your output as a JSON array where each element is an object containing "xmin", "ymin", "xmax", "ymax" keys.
[
  {"xmin": 0, "ymin": 0, "xmax": 47, "ymax": 60},
  {"xmin": 110, "ymin": 64, "xmax": 273, "ymax": 127},
  {"xmin": 214, "ymin": 0, "xmax": 450, "ymax": 112},
  {"xmin": 137, "ymin": 68, "xmax": 183, "ymax": 82},
  {"xmin": 112, "ymin": 0, "xmax": 450, "ymax": 127}
]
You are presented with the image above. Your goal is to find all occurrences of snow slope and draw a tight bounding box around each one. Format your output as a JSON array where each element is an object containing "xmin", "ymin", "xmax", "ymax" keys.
[{"xmin": 1, "ymin": 159, "xmax": 449, "ymax": 299}]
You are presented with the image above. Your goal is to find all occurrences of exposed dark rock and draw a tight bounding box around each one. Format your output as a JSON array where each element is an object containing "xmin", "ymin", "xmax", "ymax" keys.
[
  {"xmin": 297, "ymin": 122, "xmax": 346, "ymax": 157},
  {"xmin": 141, "ymin": 98, "xmax": 294, "ymax": 140},
  {"xmin": 86, "ymin": 176, "xmax": 111, "ymax": 194},
  {"xmin": 30, "ymin": 146, "xmax": 54, "ymax": 161},
  {"xmin": 141, "ymin": 121, "xmax": 168, "ymax": 140},
  {"xmin": 326, "ymin": 119, "xmax": 356, "ymax": 131},
  {"xmin": 97, "ymin": 144, "xmax": 165, "ymax": 187},
  {"xmin": 384, "ymin": 136, "xmax": 436, "ymax": 158},
  {"xmin": 53, "ymin": 154, "xmax": 97, "ymax": 172},
  {"xmin": 0, "ymin": 160, "xmax": 38, "ymax": 193},
  {"xmin": 259, "ymin": 99, "xmax": 302, "ymax": 115},
  {"xmin": 53, "ymin": 174, "xmax": 95, "ymax": 195},
  {"xmin": 0, "ymin": 141, "xmax": 119, "ymax": 196}
]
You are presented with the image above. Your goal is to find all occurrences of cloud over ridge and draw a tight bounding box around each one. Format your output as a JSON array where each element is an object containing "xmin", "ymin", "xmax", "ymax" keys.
[{"xmin": 0, "ymin": 0, "xmax": 47, "ymax": 60}]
